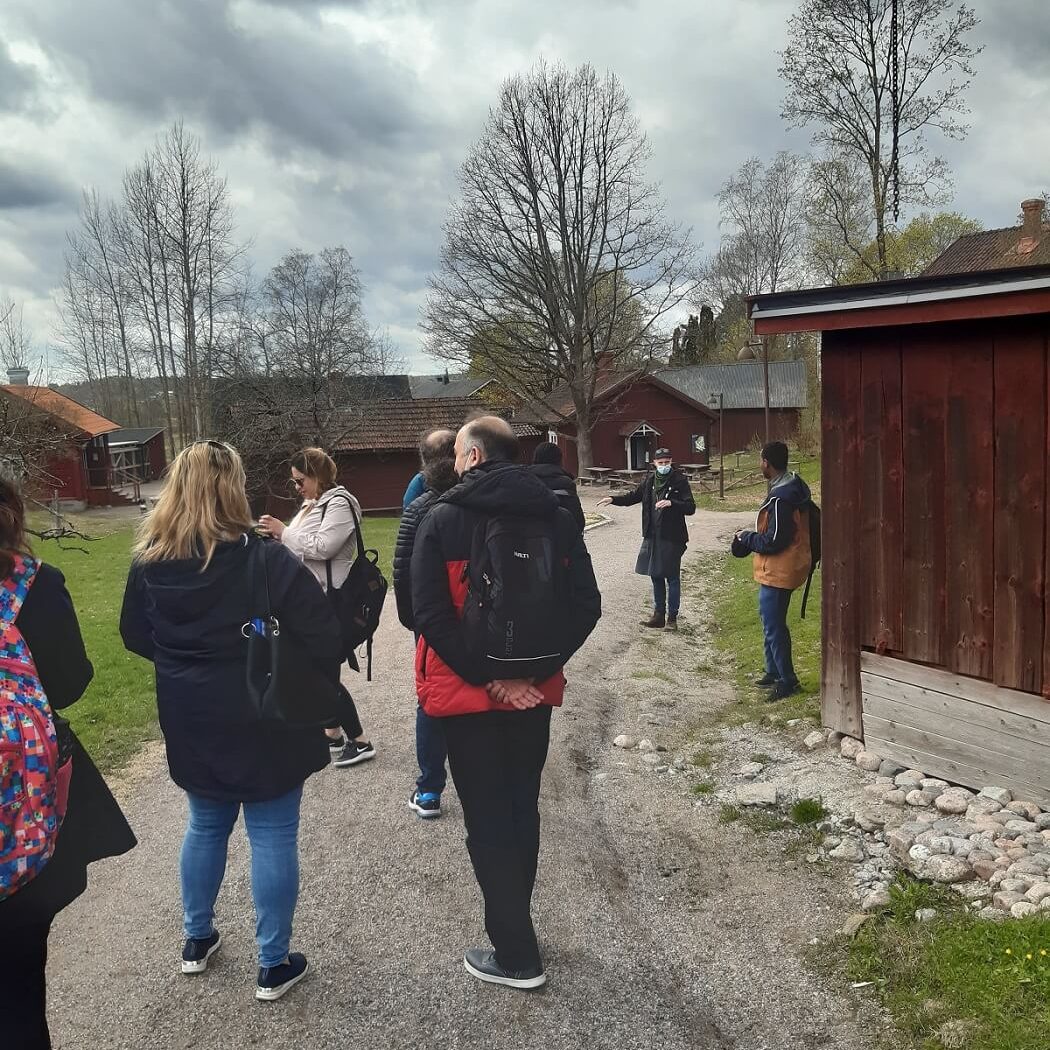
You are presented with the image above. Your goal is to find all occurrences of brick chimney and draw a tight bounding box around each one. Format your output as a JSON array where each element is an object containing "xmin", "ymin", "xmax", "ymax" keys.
[
  {"xmin": 5, "ymin": 366, "xmax": 30, "ymax": 386},
  {"xmin": 1020, "ymin": 198, "xmax": 1046, "ymax": 249}
]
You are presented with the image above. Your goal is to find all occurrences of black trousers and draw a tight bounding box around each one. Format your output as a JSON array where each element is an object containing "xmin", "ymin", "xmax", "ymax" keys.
[
  {"xmin": 0, "ymin": 918, "xmax": 52, "ymax": 1048},
  {"xmin": 443, "ymin": 705, "xmax": 552, "ymax": 972}
]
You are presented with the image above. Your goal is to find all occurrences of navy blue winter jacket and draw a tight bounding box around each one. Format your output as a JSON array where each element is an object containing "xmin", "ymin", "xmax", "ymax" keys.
[{"xmin": 120, "ymin": 537, "xmax": 343, "ymax": 802}]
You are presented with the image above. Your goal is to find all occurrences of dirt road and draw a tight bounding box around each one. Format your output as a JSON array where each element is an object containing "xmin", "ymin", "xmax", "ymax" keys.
[{"xmin": 47, "ymin": 501, "xmax": 870, "ymax": 1050}]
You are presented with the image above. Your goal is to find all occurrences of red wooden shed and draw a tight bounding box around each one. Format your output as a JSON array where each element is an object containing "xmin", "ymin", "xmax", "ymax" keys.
[
  {"xmin": 530, "ymin": 372, "xmax": 716, "ymax": 476},
  {"xmin": 749, "ymin": 214, "xmax": 1050, "ymax": 803}
]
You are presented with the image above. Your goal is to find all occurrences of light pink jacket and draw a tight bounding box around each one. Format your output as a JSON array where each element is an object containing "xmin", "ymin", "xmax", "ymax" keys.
[{"xmin": 281, "ymin": 485, "xmax": 362, "ymax": 592}]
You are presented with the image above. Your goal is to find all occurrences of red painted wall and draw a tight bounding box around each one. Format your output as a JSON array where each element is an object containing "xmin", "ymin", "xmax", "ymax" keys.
[
  {"xmin": 145, "ymin": 434, "xmax": 168, "ymax": 480},
  {"xmin": 714, "ymin": 408, "xmax": 801, "ymax": 454},
  {"xmin": 553, "ymin": 380, "xmax": 713, "ymax": 475}
]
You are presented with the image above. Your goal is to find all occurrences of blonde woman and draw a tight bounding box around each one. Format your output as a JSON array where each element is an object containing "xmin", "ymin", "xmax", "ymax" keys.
[
  {"xmin": 119, "ymin": 440, "xmax": 343, "ymax": 1002},
  {"xmin": 258, "ymin": 447, "xmax": 376, "ymax": 767}
]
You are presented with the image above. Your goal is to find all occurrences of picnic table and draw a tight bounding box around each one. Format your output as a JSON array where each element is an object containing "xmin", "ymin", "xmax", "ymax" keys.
[
  {"xmin": 678, "ymin": 463, "xmax": 710, "ymax": 479},
  {"xmin": 611, "ymin": 469, "xmax": 646, "ymax": 488},
  {"xmin": 581, "ymin": 466, "xmax": 615, "ymax": 487}
]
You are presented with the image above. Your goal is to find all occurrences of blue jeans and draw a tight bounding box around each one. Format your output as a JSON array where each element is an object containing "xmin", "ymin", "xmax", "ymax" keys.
[
  {"xmin": 759, "ymin": 585, "xmax": 797, "ymax": 687},
  {"xmin": 652, "ymin": 575, "xmax": 681, "ymax": 618},
  {"xmin": 416, "ymin": 705, "xmax": 448, "ymax": 796},
  {"xmin": 181, "ymin": 785, "xmax": 303, "ymax": 968}
]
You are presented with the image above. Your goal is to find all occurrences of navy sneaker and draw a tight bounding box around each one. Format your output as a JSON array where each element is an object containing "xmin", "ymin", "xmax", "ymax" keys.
[
  {"xmin": 181, "ymin": 930, "xmax": 221, "ymax": 974},
  {"xmin": 766, "ymin": 680, "xmax": 801, "ymax": 702},
  {"xmin": 409, "ymin": 791, "xmax": 442, "ymax": 819},
  {"xmin": 256, "ymin": 952, "xmax": 310, "ymax": 1001},
  {"xmin": 464, "ymin": 948, "xmax": 546, "ymax": 990},
  {"xmin": 332, "ymin": 740, "xmax": 376, "ymax": 768}
]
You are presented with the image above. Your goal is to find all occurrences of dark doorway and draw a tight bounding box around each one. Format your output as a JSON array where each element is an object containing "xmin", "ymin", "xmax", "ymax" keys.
[{"xmin": 629, "ymin": 433, "xmax": 650, "ymax": 470}]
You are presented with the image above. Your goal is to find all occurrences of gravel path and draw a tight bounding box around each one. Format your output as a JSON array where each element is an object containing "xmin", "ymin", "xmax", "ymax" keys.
[{"xmin": 47, "ymin": 499, "xmax": 873, "ymax": 1050}]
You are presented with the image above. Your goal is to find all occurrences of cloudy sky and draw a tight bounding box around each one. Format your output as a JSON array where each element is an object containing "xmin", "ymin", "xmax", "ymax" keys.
[{"xmin": 2, "ymin": 0, "xmax": 1048, "ymax": 375}]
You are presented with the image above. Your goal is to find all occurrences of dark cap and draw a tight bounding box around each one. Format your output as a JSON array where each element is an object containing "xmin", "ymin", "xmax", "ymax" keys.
[{"xmin": 654, "ymin": 448, "xmax": 672, "ymax": 459}]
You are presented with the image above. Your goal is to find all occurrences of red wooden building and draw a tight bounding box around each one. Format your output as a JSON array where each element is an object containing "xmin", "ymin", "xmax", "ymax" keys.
[
  {"xmin": 530, "ymin": 373, "xmax": 716, "ymax": 476},
  {"xmin": 107, "ymin": 427, "xmax": 168, "ymax": 482},
  {"xmin": 262, "ymin": 397, "xmax": 542, "ymax": 516},
  {"xmin": 658, "ymin": 360, "xmax": 808, "ymax": 453},
  {"xmin": 1, "ymin": 381, "xmax": 121, "ymax": 508},
  {"xmin": 749, "ymin": 199, "xmax": 1050, "ymax": 802}
]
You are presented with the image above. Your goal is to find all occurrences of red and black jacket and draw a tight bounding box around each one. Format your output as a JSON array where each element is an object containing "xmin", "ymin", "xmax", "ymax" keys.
[{"xmin": 410, "ymin": 460, "xmax": 602, "ymax": 717}]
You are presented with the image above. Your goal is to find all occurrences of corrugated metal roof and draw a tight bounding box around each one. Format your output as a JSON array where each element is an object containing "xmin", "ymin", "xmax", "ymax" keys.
[
  {"xmin": 658, "ymin": 361, "xmax": 808, "ymax": 411},
  {"xmin": 1, "ymin": 385, "xmax": 121, "ymax": 437}
]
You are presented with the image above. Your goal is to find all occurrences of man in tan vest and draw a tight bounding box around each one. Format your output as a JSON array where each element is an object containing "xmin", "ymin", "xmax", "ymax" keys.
[{"xmin": 731, "ymin": 442, "xmax": 812, "ymax": 701}]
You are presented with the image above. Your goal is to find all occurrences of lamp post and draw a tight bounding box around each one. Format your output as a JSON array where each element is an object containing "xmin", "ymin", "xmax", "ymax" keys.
[{"xmin": 708, "ymin": 392, "xmax": 724, "ymax": 500}]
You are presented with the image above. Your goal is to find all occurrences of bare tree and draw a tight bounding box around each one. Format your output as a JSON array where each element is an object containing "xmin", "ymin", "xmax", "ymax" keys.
[
  {"xmin": 705, "ymin": 152, "xmax": 811, "ymax": 309},
  {"xmin": 781, "ymin": 0, "xmax": 981, "ymax": 278},
  {"xmin": 0, "ymin": 296, "xmax": 32, "ymax": 372},
  {"xmin": 805, "ymin": 151, "xmax": 876, "ymax": 283},
  {"xmin": 423, "ymin": 62, "xmax": 699, "ymax": 469}
]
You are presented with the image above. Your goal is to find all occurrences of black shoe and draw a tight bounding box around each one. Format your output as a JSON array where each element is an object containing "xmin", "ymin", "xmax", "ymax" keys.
[
  {"xmin": 327, "ymin": 734, "xmax": 346, "ymax": 752},
  {"xmin": 754, "ymin": 673, "xmax": 778, "ymax": 687},
  {"xmin": 464, "ymin": 948, "xmax": 546, "ymax": 990},
  {"xmin": 181, "ymin": 930, "xmax": 221, "ymax": 974},
  {"xmin": 256, "ymin": 953, "xmax": 310, "ymax": 1001},
  {"xmin": 641, "ymin": 613, "xmax": 666, "ymax": 629},
  {"xmin": 332, "ymin": 740, "xmax": 376, "ymax": 767},
  {"xmin": 765, "ymin": 680, "xmax": 801, "ymax": 702},
  {"xmin": 409, "ymin": 790, "xmax": 442, "ymax": 819},
  {"xmin": 664, "ymin": 617, "xmax": 679, "ymax": 632}
]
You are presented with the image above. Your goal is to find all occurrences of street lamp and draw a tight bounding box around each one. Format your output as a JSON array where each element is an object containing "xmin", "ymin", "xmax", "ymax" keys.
[{"xmin": 708, "ymin": 392, "xmax": 724, "ymax": 500}]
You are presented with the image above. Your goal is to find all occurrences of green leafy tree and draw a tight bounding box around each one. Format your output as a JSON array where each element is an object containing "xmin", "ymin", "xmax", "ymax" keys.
[{"xmin": 841, "ymin": 211, "xmax": 982, "ymax": 283}]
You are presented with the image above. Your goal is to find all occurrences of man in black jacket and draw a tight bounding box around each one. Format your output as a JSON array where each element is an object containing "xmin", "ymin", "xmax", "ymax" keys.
[
  {"xmin": 411, "ymin": 416, "xmax": 601, "ymax": 990},
  {"xmin": 598, "ymin": 448, "xmax": 696, "ymax": 631},
  {"xmin": 392, "ymin": 427, "xmax": 457, "ymax": 818},
  {"xmin": 529, "ymin": 441, "xmax": 585, "ymax": 532}
]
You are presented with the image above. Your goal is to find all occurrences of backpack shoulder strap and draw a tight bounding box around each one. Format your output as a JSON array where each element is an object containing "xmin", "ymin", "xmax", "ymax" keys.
[
  {"xmin": 318, "ymin": 492, "xmax": 366, "ymax": 590},
  {"xmin": 1, "ymin": 554, "xmax": 39, "ymax": 627}
]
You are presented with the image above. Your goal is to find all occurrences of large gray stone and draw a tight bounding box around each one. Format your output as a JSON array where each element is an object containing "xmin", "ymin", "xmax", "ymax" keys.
[
  {"xmin": 979, "ymin": 786, "xmax": 1013, "ymax": 806},
  {"xmin": 894, "ymin": 769, "xmax": 926, "ymax": 792},
  {"xmin": 884, "ymin": 789, "xmax": 908, "ymax": 806},
  {"xmin": 803, "ymin": 730, "xmax": 826, "ymax": 751},
  {"xmin": 735, "ymin": 783, "xmax": 778, "ymax": 807},
  {"xmin": 829, "ymin": 838, "xmax": 867, "ymax": 863},
  {"xmin": 1012, "ymin": 902, "xmax": 1040, "ymax": 919},
  {"xmin": 613, "ymin": 734, "xmax": 637, "ymax": 750},
  {"xmin": 914, "ymin": 855, "xmax": 974, "ymax": 884},
  {"xmin": 878, "ymin": 758, "xmax": 906, "ymax": 778},
  {"xmin": 934, "ymin": 790, "xmax": 974, "ymax": 815},
  {"xmin": 1007, "ymin": 800, "xmax": 1042, "ymax": 822},
  {"xmin": 840, "ymin": 737, "xmax": 864, "ymax": 760}
]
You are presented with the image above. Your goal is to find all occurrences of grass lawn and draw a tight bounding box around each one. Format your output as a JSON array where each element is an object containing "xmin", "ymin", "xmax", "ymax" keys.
[
  {"xmin": 695, "ymin": 453, "xmax": 821, "ymax": 512},
  {"xmin": 687, "ymin": 548, "xmax": 822, "ymax": 726},
  {"xmin": 31, "ymin": 512, "xmax": 401, "ymax": 774},
  {"xmin": 821, "ymin": 879, "xmax": 1050, "ymax": 1050}
]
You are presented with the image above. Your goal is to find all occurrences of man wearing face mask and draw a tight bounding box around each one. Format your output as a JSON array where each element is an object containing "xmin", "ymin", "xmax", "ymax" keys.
[{"xmin": 598, "ymin": 448, "xmax": 695, "ymax": 631}]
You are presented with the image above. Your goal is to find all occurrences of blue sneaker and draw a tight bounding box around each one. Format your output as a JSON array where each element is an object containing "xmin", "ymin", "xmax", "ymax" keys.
[
  {"xmin": 409, "ymin": 791, "xmax": 442, "ymax": 819},
  {"xmin": 181, "ymin": 930, "xmax": 221, "ymax": 974},
  {"xmin": 256, "ymin": 952, "xmax": 310, "ymax": 1001}
]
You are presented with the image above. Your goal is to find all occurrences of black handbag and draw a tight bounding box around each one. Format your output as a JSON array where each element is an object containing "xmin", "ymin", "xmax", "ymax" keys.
[
  {"xmin": 244, "ymin": 538, "xmax": 346, "ymax": 726},
  {"xmin": 320, "ymin": 495, "xmax": 388, "ymax": 680}
]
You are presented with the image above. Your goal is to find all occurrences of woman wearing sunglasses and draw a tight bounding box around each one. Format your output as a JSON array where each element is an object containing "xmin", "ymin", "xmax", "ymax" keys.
[{"xmin": 258, "ymin": 448, "xmax": 376, "ymax": 768}]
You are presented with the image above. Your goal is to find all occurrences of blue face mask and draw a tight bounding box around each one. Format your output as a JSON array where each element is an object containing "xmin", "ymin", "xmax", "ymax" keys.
[{"xmin": 655, "ymin": 464, "xmax": 672, "ymax": 475}]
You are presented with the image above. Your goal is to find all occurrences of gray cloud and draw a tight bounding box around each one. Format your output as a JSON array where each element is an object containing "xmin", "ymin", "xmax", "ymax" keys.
[
  {"xmin": 0, "ymin": 161, "xmax": 74, "ymax": 210},
  {"xmin": 0, "ymin": 0, "xmax": 1048, "ymax": 372}
]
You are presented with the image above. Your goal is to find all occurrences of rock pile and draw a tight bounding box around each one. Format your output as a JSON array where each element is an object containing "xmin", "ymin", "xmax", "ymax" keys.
[{"xmin": 836, "ymin": 735, "xmax": 1050, "ymax": 918}]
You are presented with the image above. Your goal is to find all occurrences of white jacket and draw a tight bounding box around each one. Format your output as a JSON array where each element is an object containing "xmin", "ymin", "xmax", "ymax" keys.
[{"xmin": 281, "ymin": 485, "xmax": 362, "ymax": 592}]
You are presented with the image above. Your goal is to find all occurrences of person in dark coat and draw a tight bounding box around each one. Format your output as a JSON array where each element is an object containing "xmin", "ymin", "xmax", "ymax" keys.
[
  {"xmin": 392, "ymin": 427, "xmax": 457, "ymax": 818},
  {"xmin": 529, "ymin": 441, "xmax": 585, "ymax": 533},
  {"xmin": 0, "ymin": 475, "xmax": 136, "ymax": 1050},
  {"xmin": 119, "ymin": 440, "xmax": 343, "ymax": 1004},
  {"xmin": 411, "ymin": 417, "xmax": 601, "ymax": 990},
  {"xmin": 598, "ymin": 448, "xmax": 696, "ymax": 631}
]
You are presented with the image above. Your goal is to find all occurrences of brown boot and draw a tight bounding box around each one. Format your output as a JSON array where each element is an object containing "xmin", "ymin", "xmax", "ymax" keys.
[
  {"xmin": 641, "ymin": 612, "xmax": 666, "ymax": 629},
  {"xmin": 664, "ymin": 617, "xmax": 678, "ymax": 632}
]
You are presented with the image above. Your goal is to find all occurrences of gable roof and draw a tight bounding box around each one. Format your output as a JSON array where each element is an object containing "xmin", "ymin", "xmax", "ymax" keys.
[
  {"xmin": 1, "ymin": 385, "xmax": 121, "ymax": 438},
  {"xmin": 108, "ymin": 426, "xmax": 166, "ymax": 446},
  {"xmin": 408, "ymin": 374, "xmax": 494, "ymax": 399},
  {"xmin": 321, "ymin": 398, "xmax": 539, "ymax": 453},
  {"xmin": 524, "ymin": 371, "xmax": 716, "ymax": 425},
  {"xmin": 922, "ymin": 222, "xmax": 1050, "ymax": 277},
  {"xmin": 658, "ymin": 360, "xmax": 808, "ymax": 411}
]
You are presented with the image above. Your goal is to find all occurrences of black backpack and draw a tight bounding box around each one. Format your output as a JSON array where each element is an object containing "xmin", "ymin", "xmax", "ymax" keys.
[
  {"xmin": 799, "ymin": 500, "xmax": 821, "ymax": 619},
  {"xmin": 321, "ymin": 495, "xmax": 388, "ymax": 680},
  {"xmin": 462, "ymin": 513, "xmax": 568, "ymax": 682}
]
